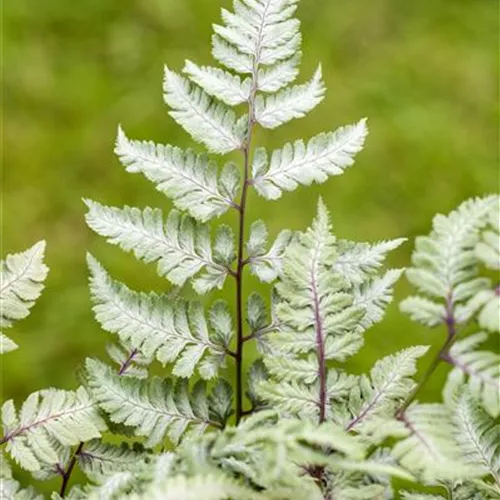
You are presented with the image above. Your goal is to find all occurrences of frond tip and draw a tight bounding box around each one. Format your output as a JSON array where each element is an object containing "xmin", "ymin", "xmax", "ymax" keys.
[{"xmin": 0, "ymin": 241, "xmax": 49, "ymax": 354}]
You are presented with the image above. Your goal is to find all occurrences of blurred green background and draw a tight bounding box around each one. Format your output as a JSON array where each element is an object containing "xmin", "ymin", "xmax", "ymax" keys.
[{"xmin": 2, "ymin": 0, "xmax": 498, "ymax": 493}]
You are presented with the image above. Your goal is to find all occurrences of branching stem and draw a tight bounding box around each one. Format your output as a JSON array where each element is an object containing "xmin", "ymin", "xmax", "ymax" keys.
[
  {"xmin": 234, "ymin": 15, "xmax": 268, "ymax": 420},
  {"xmin": 235, "ymin": 75, "xmax": 258, "ymax": 425},
  {"xmin": 396, "ymin": 295, "xmax": 457, "ymax": 418}
]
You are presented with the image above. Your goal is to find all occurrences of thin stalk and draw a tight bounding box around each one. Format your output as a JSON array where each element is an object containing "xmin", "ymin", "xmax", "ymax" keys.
[
  {"xmin": 396, "ymin": 295, "xmax": 457, "ymax": 418},
  {"xmin": 58, "ymin": 349, "xmax": 137, "ymax": 496},
  {"xmin": 59, "ymin": 442, "xmax": 84, "ymax": 497},
  {"xmin": 235, "ymin": 67, "xmax": 258, "ymax": 424}
]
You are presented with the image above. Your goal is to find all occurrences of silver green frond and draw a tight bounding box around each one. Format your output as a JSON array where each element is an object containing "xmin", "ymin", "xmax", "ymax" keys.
[
  {"xmin": 115, "ymin": 127, "xmax": 240, "ymax": 222},
  {"xmin": 0, "ymin": 241, "xmax": 49, "ymax": 354},
  {"xmin": 1, "ymin": 387, "xmax": 105, "ymax": 472}
]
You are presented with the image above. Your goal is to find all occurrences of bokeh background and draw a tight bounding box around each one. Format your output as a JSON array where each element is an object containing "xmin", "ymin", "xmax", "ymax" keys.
[{"xmin": 2, "ymin": 0, "xmax": 499, "ymax": 493}]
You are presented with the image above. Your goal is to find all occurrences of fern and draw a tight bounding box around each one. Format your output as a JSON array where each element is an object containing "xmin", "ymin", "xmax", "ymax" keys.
[
  {"xmin": 88, "ymin": 256, "xmax": 232, "ymax": 379},
  {"xmin": 258, "ymin": 200, "xmax": 403, "ymax": 423},
  {"xmin": 400, "ymin": 195, "xmax": 498, "ymax": 327},
  {"xmin": 443, "ymin": 332, "xmax": 500, "ymax": 418},
  {"xmin": 86, "ymin": 359, "xmax": 230, "ymax": 447},
  {"xmin": 76, "ymin": 440, "xmax": 145, "ymax": 481},
  {"xmin": 1, "ymin": 387, "xmax": 105, "ymax": 471},
  {"xmin": 3, "ymin": 0, "xmax": 499, "ymax": 498},
  {"xmin": 85, "ymin": 202, "xmax": 234, "ymax": 293},
  {"xmin": 392, "ymin": 403, "xmax": 475, "ymax": 482},
  {"xmin": 452, "ymin": 392, "xmax": 500, "ymax": 485},
  {"xmin": 163, "ymin": 67, "xmax": 246, "ymax": 154},
  {"xmin": 251, "ymin": 119, "xmax": 368, "ymax": 200},
  {"xmin": 0, "ymin": 241, "xmax": 49, "ymax": 353},
  {"xmin": 115, "ymin": 127, "xmax": 241, "ymax": 222},
  {"xmin": 344, "ymin": 346, "xmax": 429, "ymax": 433}
]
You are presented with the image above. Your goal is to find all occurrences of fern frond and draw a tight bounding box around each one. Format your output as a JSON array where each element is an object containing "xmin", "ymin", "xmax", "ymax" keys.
[
  {"xmin": 0, "ymin": 241, "xmax": 49, "ymax": 354},
  {"xmin": 345, "ymin": 346, "xmax": 428, "ymax": 432},
  {"xmin": 77, "ymin": 440, "xmax": 145, "ymax": 481},
  {"xmin": 273, "ymin": 199, "xmax": 365, "ymax": 358},
  {"xmin": 260, "ymin": 200, "xmax": 402, "ymax": 423},
  {"xmin": 399, "ymin": 296, "xmax": 446, "ymax": 327},
  {"xmin": 443, "ymin": 332, "xmax": 500, "ymax": 417},
  {"xmin": 257, "ymin": 53, "xmax": 301, "ymax": 93},
  {"xmin": 259, "ymin": 202, "xmax": 364, "ymax": 419},
  {"xmin": 86, "ymin": 359, "xmax": 227, "ymax": 447},
  {"xmin": 475, "ymin": 199, "xmax": 500, "ymax": 270},
  {"xmin": 88, "ymin": 257, "xmax": 231, "ymax": 379},
  {"xmin": 135, "ymin": 474, "xmax": 261, "ymax": 500},
  {"xmin": 163, "ymin": 67, "xmax": 245, "ymax": 154},
  {"xmin": 0, "ymin": 334, "xmax": 18, "ymax": 356},
  {"xmin": 78, "ymin": 471, "xmax": 135, "ymax": 500},
  {"xmin": 246, "ymin": 221, "xmax": 293, "ymax": 282},
  {"xmin": 352, "ymin": 268, "xmax": 404, "ymax": 331},
  {"xmin": 254, "ymin": 65, "xmax": 325, "ymax": 129},
  {"xmin": 251, "ymin": 119, "xmax": 368, "ymax": 200},
  {"xmin": 115, "ymin": 128, "xmax": 240, "ymax": 222},
  {"xmin": 0, "ymin": 453, "xmax": 43, "ymax": 499},
  {"xmin": 183, "ymin": 60, "xmax": 251, "ymax": 106},
  {"xmin": 393, "ymin": 403, "xmax": 477, "ymax": 481},
  {"xmin": 334, "ymin": 238, "xmax": 406, "ymax": 285},
  {"xmin": 452, "ymin": 392, "xmax": 500, "ymax": 485},
  {"xmin": 1, "ymin": 387, "xmax": 105, "ymax": 472},
  {"xmin": 85, "ymin": 202, "xmax": 233, "ymax": 293},
  {"xmin": 212, "ymin": 0, "xmax": 302, "ymax": 71},
  {"xmin": 401, "ymin": 196, "xmax": 498, "ymax": 305}
]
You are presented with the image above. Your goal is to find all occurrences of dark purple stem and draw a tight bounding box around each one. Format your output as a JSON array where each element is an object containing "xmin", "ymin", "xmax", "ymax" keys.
[
  {"xmin": 234, "ymin": 41, "xmax": 261, "ymax": 425},
  {"xmin": 59, "ymin": 350, "xmax": 137, "ymax": 496},
  {"xmin": 118, "ymin": 348, "xmax": 138, "ymax": 375},
  {"xmin": 59, "ymin": 442, "xmax": 84, "ymax": 497},
  {"xmin": 396, "ymin": 295, "xmax": 457, "ymax": 419}
]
